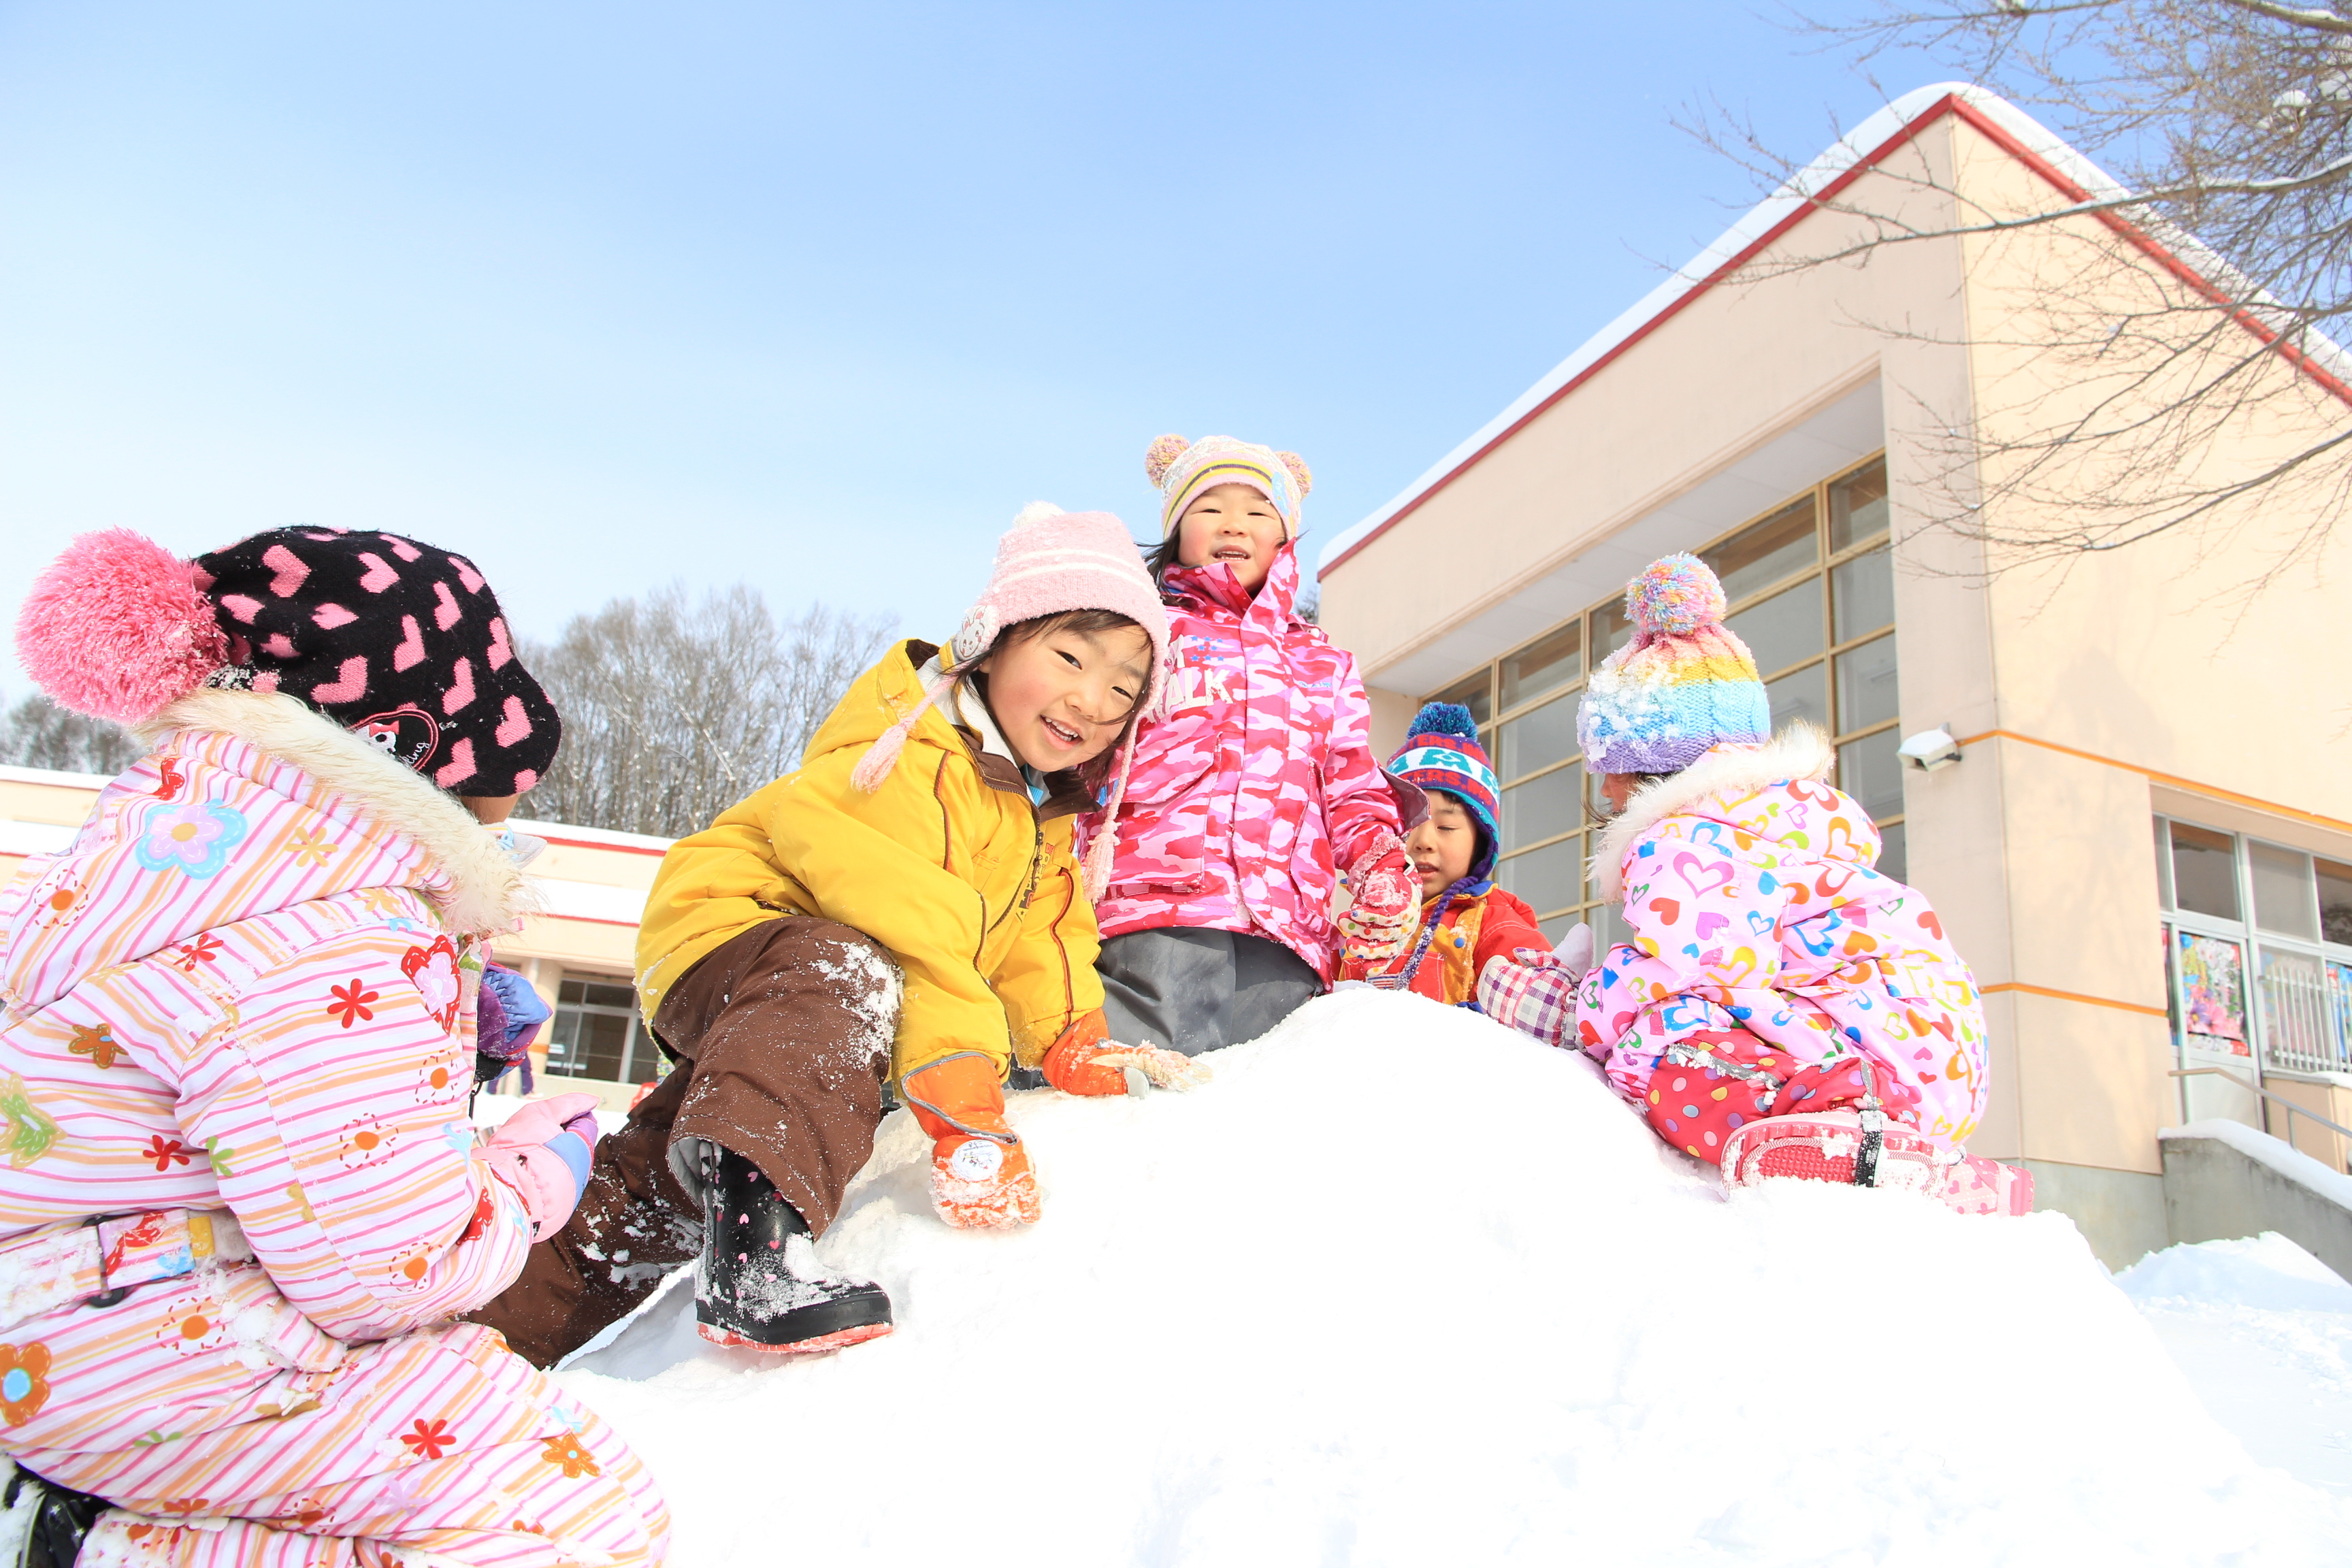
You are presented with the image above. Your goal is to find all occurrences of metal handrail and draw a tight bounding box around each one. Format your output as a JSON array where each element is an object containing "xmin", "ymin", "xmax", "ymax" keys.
[{"xmin": 2172, "ymin": 1066, "xmax": 2352, "ymax": 1152}]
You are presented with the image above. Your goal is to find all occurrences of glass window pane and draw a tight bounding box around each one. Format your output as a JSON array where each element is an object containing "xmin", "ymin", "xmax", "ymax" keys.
[
  {"xmin": 1833, "ymin": 632, "xmax": 1899, "ymax": 735},
  {"xmin": 1703, "ymin": 497, "xmax": 1818, "ymax": 604},
  {"xmin": 1725, "ymin": 579, "xmax": 1824, "ymax": 680},
  {"xmin": 2153, "ymin": 819, "xmax": 2175, "ymax": 909},
  {"xmin": 1765, "ymin": 662, "xmax": 1828, "ymax": 736},
  {"xmin": 2319, "ymin": 857, "xmax": 2352, "ymax": 945},
  {"xmin": 1838, "ymin": 728, "xmax": 1905, "ymax": 823},
  {"xmin": 1497, "ymin": 834, "xmax": 1584, "ymax": 916},
  {"xmin": 1539, "ymin": 913, "xmax": 1585, "ymax": 947},
  {"xmin": 581, "ymin": 981, "xmax": 635, "ymax": 1010},
  {"xmin": 2170, "ymin": 823, "xmax": 2240, "ymax": 921},
  {"xmin": 2249, "ymin": 843, "xmax": 2318, "ymax": 940},
  {"xmin": 1494, "ymin": 694, "xmax": 1578, "ymax": 783},
  {"xmin": 1431, "ymin": 670, "xmax": 1491, "ymax": 730},
  {"xmin": 1501, "ymin": 770, "xmax": 1580, "ymax": 851},
  {"xmin": 1831, "ymin": 546, "xmax": 1894, "ymax": 643},
  {"xmin": 558, "ymin": 980, "xmax": 587, "ymax": 1004},
  {"xmin": 546, "ymin": 1009, "xmax": 630, "ymax": 1081},
  {"xmin": 1500, "ymin": 623, "xmax": 1582, "ymax": 712},
  {"xmin": 1829, "ymin": 459, "xmax": 1890, "ymax": 552},
  {"xmin": 1592, "ymin": 599, "xmax": 1635, "ymax": 664},
  {"xmin": 1878, "ymin": 820, "xmax": 1908, "ymax": 884}
]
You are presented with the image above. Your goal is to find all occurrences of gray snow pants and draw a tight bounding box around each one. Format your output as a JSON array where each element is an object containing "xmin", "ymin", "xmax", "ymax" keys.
[{"xmin": 1096, "ymin": 928, "xmax": 1322, "ymax": 1058}]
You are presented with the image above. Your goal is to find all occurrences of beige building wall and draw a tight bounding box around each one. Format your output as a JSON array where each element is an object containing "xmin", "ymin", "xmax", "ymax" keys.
[{"xmin": 1317, "ymin": 101, "xmax": 2352, "ymax": 1266}]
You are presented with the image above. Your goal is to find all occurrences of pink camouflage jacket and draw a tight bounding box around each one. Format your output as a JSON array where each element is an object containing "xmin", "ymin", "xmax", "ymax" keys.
[
  {"xmin": 1084, "ymin": 544, "xmax": 1403, "ymax": 983},
  {"xmin": 0, "ymin": 689, "xmax": 546, "ymax": 1454},
  {"xmin": 1487, "ymin": 729, "xmax": 1989, "ymax": 1148}
]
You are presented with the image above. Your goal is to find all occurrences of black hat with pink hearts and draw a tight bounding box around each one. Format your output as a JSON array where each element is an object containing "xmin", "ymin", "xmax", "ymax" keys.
[{"xmin": 193, "ymin": 528, "xmax": 562, "ymax": 796}]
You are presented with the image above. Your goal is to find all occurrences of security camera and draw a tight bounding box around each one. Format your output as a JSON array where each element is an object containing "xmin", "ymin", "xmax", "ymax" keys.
[{"xmin": 1896, "ymin": 725, "xmax": 1963, "ymax": 773}]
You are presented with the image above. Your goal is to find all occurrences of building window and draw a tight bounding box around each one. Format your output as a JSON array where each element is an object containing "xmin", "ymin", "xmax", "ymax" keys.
[
  {"xmin": 1426, "ymin": 454, "xmax": 1901, "ymax": 946},
  {"xmin": 545, "ymin": 973, "xmax": 658, "ymax": 1085},
  {"xmin": 2154, "ymin": 817, "xmax": 2352, "ymax": 1095}
]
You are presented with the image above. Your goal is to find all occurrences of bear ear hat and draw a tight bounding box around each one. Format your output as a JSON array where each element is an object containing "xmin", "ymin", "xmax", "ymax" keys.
[
  {"xmin": 1144, "ymin": 434, "xmax": 1191, "ymax": 487},
  {"xmin": 15, "ymin": 529, "xmax": 229, "ymax": 723}
]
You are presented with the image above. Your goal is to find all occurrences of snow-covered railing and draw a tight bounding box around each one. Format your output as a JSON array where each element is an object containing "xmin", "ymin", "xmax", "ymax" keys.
[{"xmin": 2173, "ymin": 1066, "xmax": 2352, "ymax": 1156}]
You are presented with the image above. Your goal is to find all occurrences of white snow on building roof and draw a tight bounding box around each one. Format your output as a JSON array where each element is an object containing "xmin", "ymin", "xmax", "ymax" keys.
[{"xmin": 1321, "ymin": 82, "xmax": 2352, "ymax": 576}]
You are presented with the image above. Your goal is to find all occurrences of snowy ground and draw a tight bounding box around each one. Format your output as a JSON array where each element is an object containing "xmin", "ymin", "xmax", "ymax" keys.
[{"xmin": 517, "ymin": 991, "xmax": 2352, "ymax": 1565}]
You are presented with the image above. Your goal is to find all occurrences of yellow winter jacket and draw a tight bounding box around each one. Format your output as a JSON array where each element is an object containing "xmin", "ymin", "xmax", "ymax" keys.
[{"xmin": 634, "ymin": 639, "xmax": 1103, "ymax": 1083}]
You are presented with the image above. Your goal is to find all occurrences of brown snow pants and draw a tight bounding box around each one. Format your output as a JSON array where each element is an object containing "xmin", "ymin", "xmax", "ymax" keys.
[{"xmin": 468, "ymin": 916, "xmax": 902, "ymax": 1369}]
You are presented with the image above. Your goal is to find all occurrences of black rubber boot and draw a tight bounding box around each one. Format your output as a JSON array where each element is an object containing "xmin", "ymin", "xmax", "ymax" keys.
[
  {"xmin": 3, "ymin": 1462, "xmax": 105, "ymax": 1567},
  {"xmin": 695, "ymin": 1145, "xmax": 894, "ymax": 1354}
]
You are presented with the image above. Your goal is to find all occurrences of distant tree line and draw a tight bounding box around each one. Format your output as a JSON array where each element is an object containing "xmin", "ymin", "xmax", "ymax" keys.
[
  {"xmin": 1, "ymin": 585, "xmax": 894, "ymax": 840},
  {"xmin": 519, "ymin": 586, "xmax": 896, "ymax": 838}
]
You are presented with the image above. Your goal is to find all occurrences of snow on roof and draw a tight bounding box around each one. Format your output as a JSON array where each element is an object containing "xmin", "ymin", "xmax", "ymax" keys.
[{"xmin": 1321, "ymin": 82, "xmax": 2352, "ymax": 576}]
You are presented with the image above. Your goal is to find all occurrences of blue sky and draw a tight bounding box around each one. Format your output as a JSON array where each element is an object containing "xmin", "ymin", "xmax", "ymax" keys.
[{"xmin": 1, "ymin": 1, "xmax": 1933, "ymax": 690}]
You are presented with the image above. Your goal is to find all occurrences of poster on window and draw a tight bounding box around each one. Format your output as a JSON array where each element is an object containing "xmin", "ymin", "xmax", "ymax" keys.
[
  {"xmin": 2175, "ymin": 930, "xmax": 2249, "ymax": 1056},
  {"xmin": 2334, "ymin": 963, "xmax": 2352, "ymax": 1054}
]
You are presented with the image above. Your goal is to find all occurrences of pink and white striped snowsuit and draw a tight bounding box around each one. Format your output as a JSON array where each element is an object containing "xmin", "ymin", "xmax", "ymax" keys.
[
  {"xmin": 1083, "ymin": 546, "xmax": 1402, "ymax": 983},
  {"xmin": 0, "ymin": 689, "xmax": 666, "ymax": 1566}
]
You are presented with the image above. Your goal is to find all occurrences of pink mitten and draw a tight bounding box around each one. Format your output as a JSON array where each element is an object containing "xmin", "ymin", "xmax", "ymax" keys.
[
  {"xmin": 1337, "ymin": 832, "xmax": 1417, "ymax": 967},
  {"xmin": 482, "ymin": 1093, "xmax": 600, "ymax": 1241}
]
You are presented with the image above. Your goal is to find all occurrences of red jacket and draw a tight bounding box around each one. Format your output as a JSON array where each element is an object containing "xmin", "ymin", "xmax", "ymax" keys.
[{"xmin": 1343, "ymin": 883, "xmax": 1548, "ymax": 1005}]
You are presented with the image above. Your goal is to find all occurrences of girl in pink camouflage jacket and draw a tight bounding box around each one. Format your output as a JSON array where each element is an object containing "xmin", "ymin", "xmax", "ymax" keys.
[
  {"xmin": 1478, "ymin": 555, "xmax": 2029, "ymax": 1215},
  {"xmin": 0, "ymin": 528, "xmax": 666, "ymax": 1566},
  {"xmin": 1077, "ymin": 436, "xmax": 1420, "ymax": 1060}
]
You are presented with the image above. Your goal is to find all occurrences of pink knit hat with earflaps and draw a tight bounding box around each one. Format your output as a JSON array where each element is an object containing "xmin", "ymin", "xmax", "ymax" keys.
[{"xmin": 849, "ymin": 502, "xmax": 1170, "ymax": 898}]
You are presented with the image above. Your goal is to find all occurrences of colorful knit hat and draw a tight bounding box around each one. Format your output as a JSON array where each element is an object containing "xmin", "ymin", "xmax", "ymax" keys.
[
  {"xmin": 1388, "ymin": 702, "xmax": 1503, "ymax": 879},
  {"xmin": 16, "ymin": 526, "xmax": 562, "ymax": 796},
  {"xmin": 1145, "ymin": 434, "xmax": 1312, "ymax": 540},
  {"xmin": 851, "ymin": 502, "xmax": 1169, "ymax": 896},
  {"xmin": 1577, "ymin": 553, "xmax": 1769, "ymax": 776}
]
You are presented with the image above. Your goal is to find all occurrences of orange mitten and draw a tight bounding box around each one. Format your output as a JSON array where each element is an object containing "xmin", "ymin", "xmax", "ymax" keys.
[
  {"xmin": 1041, "ymin": 1009, "xmax": 1213, "ymax": 1097},
  {"xmin": 901, "ymin": 1055, "xmax": 1040, "ymax": 1228}
]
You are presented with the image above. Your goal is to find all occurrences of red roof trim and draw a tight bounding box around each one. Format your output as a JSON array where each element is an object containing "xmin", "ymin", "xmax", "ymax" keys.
[{"xmin": 1326, "ymin": 92, "xmax": 2351, "ymax": 575}]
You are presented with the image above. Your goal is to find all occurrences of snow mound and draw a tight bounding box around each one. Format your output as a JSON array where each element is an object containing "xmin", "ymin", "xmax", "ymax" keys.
[
  {"xmin": 553, "ymin": 991, "xmax": 2351, "ymax": 1565},
  {"xmin": 2119, "ymin": 1232, "xmax": 2352, "ymax": 1314},
  {"xmin": 2119, "ymin": 1234, "xmax": 2352, "ymax": 1497}
]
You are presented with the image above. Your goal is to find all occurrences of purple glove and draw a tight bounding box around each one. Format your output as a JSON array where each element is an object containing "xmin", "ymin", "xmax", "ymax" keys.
[
  {"xmin": 476, "ymin": 964, "xmax": 551, "ymax": 1093},
  {"xmin": 482, "ymin": 1094, "xmax": 600, "ymax": 1241}
]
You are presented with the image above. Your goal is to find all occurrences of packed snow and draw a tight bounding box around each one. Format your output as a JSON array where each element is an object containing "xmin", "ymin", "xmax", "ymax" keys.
[
  {"xmin": 512, "ymin": 991, "xmax": 2349, "ymax": 1565},
  {"xmin": 2119, "ymin": 1232, "xmax": 2352, "ymax": 1498}
]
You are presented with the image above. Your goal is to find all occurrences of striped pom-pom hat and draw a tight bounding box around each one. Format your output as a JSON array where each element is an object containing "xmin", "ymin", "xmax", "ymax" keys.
[
  {"xmin": 1576, "ymin": 553, "xmax": 1769, "ymax": 776},
  {"xmin": 1145, "ymin": 434, "xmax": 1311, "ymax": 540},
  {"xmin": 1388, "ymin": 701, "xmax": 1503, "ymax": 879}
]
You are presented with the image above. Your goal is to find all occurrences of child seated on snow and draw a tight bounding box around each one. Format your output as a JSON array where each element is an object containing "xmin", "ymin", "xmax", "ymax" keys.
[
  {"xmin": 470, "ymin": 503, "xmax": 1209, "ymax": 1369},
  {"xmin": 1338, "ymin": 703, "xmax": 1550, "ymax": 1002},
  {"xmin": 1477, "ymin": 554, "xmax": 2029, "ymax": 1213},
  {"xmin": 0, "ymin": 527, "xmax": 665, "ymax": 1563}
]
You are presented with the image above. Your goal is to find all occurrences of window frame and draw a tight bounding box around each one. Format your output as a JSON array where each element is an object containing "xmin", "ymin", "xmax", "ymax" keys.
[
  {"xmin": 544, "ymin": 970, "xmax": 656, "ymax": 1086},
  {"xmin": 1426, "ymin": 451, "xmax": 1902, "ymax": 943}
]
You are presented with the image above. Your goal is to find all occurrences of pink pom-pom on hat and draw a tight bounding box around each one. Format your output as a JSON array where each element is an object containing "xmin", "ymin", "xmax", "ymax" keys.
[
  {"xmin": 15, "ymin": 529, "xmax": 229, "ymax": 723},
  {"xmin": 1626, "ymin": 551, "xmax": 1730, "ymax": 642}
]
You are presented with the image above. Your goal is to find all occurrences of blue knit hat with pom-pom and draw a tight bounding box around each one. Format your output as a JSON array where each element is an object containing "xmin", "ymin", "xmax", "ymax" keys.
[
  {"xmin": 1577, "ymin": 552, "xmax": 1768, "ymax": 775},
  {"xmin": 1388, "ymin": 702, "xmax": 1503, "ymax": 878}
]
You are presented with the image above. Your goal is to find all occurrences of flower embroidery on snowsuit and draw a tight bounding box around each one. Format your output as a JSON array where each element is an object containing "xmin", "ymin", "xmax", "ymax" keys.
[
  {"xmin": 69, "ymin": 1024, "xmax": 124, "ymax": 1071},
  {"xmin": 327, "ymin": 979, "xmax": 380, "ymax": 1028},
  {"xmin": 0, "ymin": 1343, "xmax": 52, "ymax": 1424},
  {"xmin": 132, "ymin": 801, "xmax": 248, "ymax": 879},
  {"xmin": 539, "ymin": 1433, "xmax": 600, "ymax": 1479},
  {"xmin": 400, "ymin": 937, "xmax": 462, "ymax": 1033}
]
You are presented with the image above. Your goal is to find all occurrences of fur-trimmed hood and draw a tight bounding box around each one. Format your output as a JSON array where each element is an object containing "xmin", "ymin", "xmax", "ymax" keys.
[
  {"xmin": 1589, "ymin": 725, "xmax": 1837, "ymax": 903},
  {"xmin": 1, "ymin": 689, "xmax": 533, "ymax": 1013}
]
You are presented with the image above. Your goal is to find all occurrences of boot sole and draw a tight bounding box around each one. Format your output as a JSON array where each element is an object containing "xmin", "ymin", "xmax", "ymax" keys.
[{"xmin": 696, "ymin": 1320, "xmax": 894, "ymax": 1356}]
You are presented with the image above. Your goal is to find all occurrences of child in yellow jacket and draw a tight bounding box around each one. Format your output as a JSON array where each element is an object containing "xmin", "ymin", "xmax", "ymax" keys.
[{"xmin": 472, "ymin": 504, "xmax": 1204, "ymax": 1365}]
